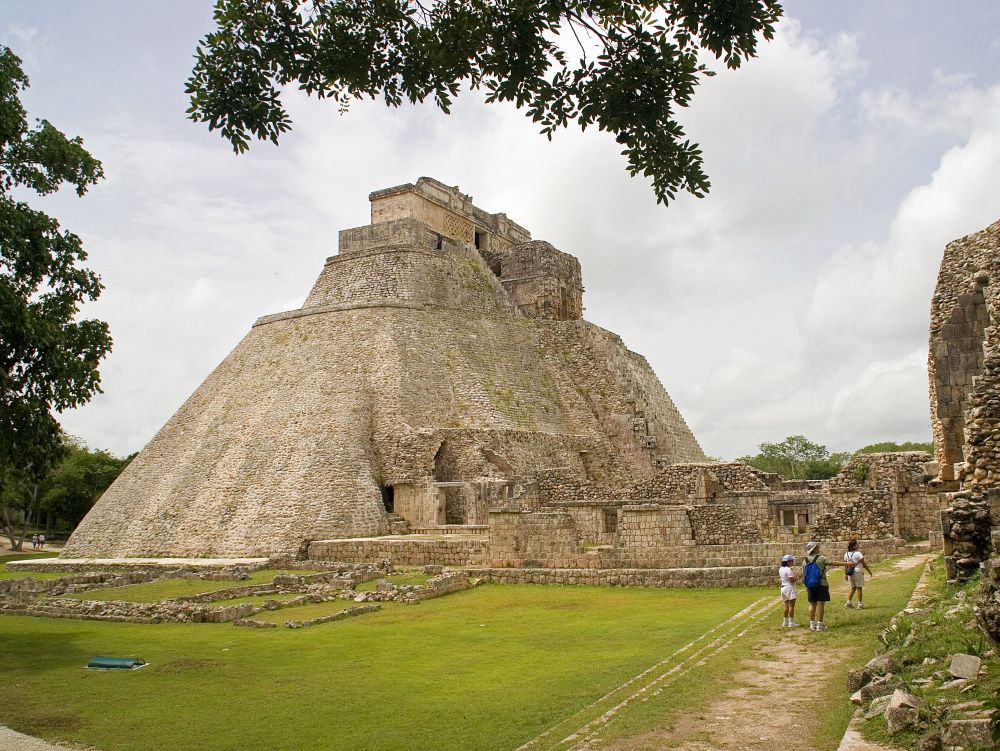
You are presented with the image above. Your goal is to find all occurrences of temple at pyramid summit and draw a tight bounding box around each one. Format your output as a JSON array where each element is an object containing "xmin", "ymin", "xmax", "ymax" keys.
[{"xmin": 64, "ymin": 178, "xmax": 708, "ymax": 559}]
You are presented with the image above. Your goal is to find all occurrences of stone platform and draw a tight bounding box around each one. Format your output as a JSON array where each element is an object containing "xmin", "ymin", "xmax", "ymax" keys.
[
  {"xmin": 309, "ymin": 535, "xmax": 488, "ymax": 567},
  {"xmin": 6, "ymin": 557, "xmax": 269, "ymax": 573},
  {"xmin": 305, "ymin": 535, "xmax": 912, "ymax": 589}
]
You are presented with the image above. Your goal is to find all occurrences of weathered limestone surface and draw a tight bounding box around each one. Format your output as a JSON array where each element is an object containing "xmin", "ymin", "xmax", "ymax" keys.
[
  {"xmin": 65, "ymin": 178, "xmax": 704, "ymax": 559},
  {"xmin": 929, "ymin": 217, "xmax": 1000, "ymax": 488}
]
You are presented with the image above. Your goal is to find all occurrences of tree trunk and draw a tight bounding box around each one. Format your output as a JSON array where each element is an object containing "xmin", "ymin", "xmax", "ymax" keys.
[
  {"xmin": 15, "ymin": 483, "xmax": 40, "ymax": 552},
  {"xmin": 1, "ymin": 505, "xmax": 22, "ymax": 551}
]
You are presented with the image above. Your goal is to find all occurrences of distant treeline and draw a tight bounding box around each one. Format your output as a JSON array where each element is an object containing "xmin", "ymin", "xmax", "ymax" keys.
[
  {"xmin": 1, "ymin": 435, "xmax": 133, "ymax": 547},
  {"xmin": 735, "ymin": 436, "xmax": 934, "ymax": 481}
]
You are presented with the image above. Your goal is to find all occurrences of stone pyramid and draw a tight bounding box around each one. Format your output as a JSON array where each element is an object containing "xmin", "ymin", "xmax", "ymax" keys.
[{"xmin": 64, "ymin": 178, "xmax": 704, "ymax": 558}]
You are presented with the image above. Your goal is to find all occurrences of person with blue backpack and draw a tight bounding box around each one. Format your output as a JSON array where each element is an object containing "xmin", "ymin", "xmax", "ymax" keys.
[{"xmin": 802, "ymin": 541, "xmax": 852, "ymax": 631}]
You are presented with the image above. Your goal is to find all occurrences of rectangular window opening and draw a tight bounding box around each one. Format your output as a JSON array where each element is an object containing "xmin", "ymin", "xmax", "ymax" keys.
[{"xmin": 603, "ymin": 508, "xmax": 618, "ymax": 534}]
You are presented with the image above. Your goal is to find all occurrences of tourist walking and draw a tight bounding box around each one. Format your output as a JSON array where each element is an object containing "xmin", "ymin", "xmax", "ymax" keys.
[
  {"xmin": 31, "ymin": 534, "xmax": 38, "ymax": 549},
  {"xmin": 38, "ymin": 533, "xmax": 44, "ymax": 549},
  {"xmin": 779, "ymin": 554, "xmax": 799, "ymax": 627},
  {"xmin": 802, "ymin": 541, "xmax": 851, "ymax": 631},
  {"xmin": 843, "ymin": 539, "xmax": 874, "ymax": 609}
]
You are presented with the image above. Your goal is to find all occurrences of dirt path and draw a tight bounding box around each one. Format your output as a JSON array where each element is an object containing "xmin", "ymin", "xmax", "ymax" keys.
[
  {"xmin": 580, "ymin": 554, "xmax": 930, "ymax": 751},
  {"xmin": 0, "ymin": 725, "xmax": 91, "ymax": 751}
]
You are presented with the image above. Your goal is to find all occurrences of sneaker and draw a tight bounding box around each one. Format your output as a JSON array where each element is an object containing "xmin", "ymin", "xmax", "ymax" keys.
[
  {"xmin": 816, "ymin": 623, "xmax": 827, "ymax": 631},
  {"xmin": 844, "ymin": 600, "xmax": 853, "ymax": 608},
  {"xmin": 857, "ymin": 602, "xmax": 864, "ymax": 609},
  {"xmin": 809, "ymin": 622, "xmax": 817, "ymax": 631},
  {"xmin": 787, "ymin": 621, "xmax": 800, "ymax": 628}
]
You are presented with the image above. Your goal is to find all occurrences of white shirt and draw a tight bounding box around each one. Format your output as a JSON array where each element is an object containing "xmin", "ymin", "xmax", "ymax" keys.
[
  {"xmin": 845, "ymin": 550, "xmax": 863, "ymax": 569},
  {"xmin": 779, "ymin": 566, "xmax": 797, "ymax": 587}
]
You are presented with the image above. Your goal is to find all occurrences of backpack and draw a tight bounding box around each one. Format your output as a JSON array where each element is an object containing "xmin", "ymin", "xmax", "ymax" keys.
[{"xmin": 803, "ymin": 556, "xmax": 823, "ymax": 588}]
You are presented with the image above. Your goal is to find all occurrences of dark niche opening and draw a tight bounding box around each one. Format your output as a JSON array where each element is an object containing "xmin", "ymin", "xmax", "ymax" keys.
[{"xmin": 380, "ymin": 484, "xmax": 395, "ymax": 513}]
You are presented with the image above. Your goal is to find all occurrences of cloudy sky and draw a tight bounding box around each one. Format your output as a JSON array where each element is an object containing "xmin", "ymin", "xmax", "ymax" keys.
[{"xmin": 4, "ymin": 1, "xmax": 1000, "ymax": 461}]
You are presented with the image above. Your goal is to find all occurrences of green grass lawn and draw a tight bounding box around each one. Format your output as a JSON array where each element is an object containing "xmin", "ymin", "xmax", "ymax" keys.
[
  {"xmin": 0, "ymin": 552, "xmax": 64, "ymax": 581},
  {"xmin": 0, "ymin": 584, "xmax": 769, "ymax": 751},
  {"xmin": 58, "ymin": 570, "xmax": 307, "ymax": 602},
  {"xmin": 588, "ymin": 556, "xmax": 927, "ymax": 751}
]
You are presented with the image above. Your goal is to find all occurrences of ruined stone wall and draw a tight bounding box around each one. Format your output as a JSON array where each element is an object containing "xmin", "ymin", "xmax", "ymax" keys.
[
  {"xmin": 632, "ymin": 463, "xmax": 768, "ymax": 500},
  {"xmin": 824, "ymin": 452, "xmax": 941, "ymax": 540},
  {"xmin": 472, "ymin": 539, "xmax": 907, "ymax": 586},
  {"xmin": 928, "ymin": 218, "xmax": 1000, "ymax": 486},
  {"xmin": 688, "ymin": 502, "xmax": 767, "ymax": 545},
  {"xmin": 500, "ymin": 241, "xmax": 583, "ymax": 321},
  {"xmin": 535, "ymin": 462, "xmax": 765, "ymax": 505},
  {"xmin": 809, "ymin": 491, "xmax": 896, "ymax": 541},
  {"xmin": 829, "ymin": 452, "xmax": 934, "ymax": 493}
]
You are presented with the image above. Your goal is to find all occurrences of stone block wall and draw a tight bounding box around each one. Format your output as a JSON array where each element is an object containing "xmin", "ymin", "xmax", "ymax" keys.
[
  {"xmin": 940, "ymin": 490, "xmax": 994, "ymax": 581},
  {"xmin": 896, "ymin": 491, "xmax": 948, "ymax": 540},
  {"xmin": 557, "ymin": 502, "xmax": 621, "ymax": 544},
  {"xmin": 615, "ymin": 505, "xmax": 692, "ymax": 547},
  {"xmin": 535, "ymin": 462, "xmax": 770, "ymax": 506},
  {"xmin": 473, "ymin": 566, "xmax": 777, "ymax": 588},
  {"xmin": 487, "ymin": 510, "xmax": 582, "ymax": 566},
  {"xmin": 928, "ymin": 217, "xmax": 1000, "ymax": 486},
  {"xmin": 368, "ymin": 178, "xmax": 531, "ymax": 251},
  {"xmin": 308, "ymin": 538, "xmax": 488, "ymax": 567}
]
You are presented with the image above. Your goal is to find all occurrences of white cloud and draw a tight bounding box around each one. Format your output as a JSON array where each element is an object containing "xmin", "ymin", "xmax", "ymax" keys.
[{"xmin": 31, "ymin": 4, "xmax": 1000, "ymax": 465}]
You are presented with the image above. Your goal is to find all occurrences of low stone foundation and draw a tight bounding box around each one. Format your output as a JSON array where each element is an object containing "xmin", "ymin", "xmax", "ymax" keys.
[
  {"xmin": 6, "ymin": 558, "xmax": 268, "ymax": 574},
  {"xmin": 0, "ymin": 598, "xmax": 256, "ymax": 624},
  {"xmin": 308, "ymin": 537, "xmax": 488, "ymax": 566},
  {"xmin": 470, "ymin": 566, "xmax": 775, "ymax": 588},
  {"xmin": 307, "ymin": 536, "xmax": 907, "ymax": 579},
  {"xmin": 286, "ymin": 604, "xmax": 381, "ymax": 629}
]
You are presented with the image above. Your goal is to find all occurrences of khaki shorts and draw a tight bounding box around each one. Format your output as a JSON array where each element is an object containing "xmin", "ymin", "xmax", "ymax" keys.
[{"xmin": 848, "ymin": 570, "xmax": 865, "ymax": 588}]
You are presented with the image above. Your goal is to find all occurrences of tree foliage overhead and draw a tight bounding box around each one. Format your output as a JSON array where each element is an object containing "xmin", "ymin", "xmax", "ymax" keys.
[
  {"xmin": 186, "ymin": 0, "xmax": 783, "ymax": 204},
  {"xmin": 856, "ymin": 441, "xmax": 934, "ymax": 455},
  {"xmin": 0, "ymin": 46, "xmax": 111, "ymax": 548},
  {"xmin": 737, "ymin": 435, "xmax": 850, "ymax": 481}
]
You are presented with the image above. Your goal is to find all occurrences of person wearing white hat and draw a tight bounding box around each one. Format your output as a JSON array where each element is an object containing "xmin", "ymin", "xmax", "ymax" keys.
[
  {"xmin": 802, "ymin": 541, "xmax": 852, "ymax": 631},
  {"xmin": 778, "ymin": 554, "xmax": 799, "ymax": 627}
]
